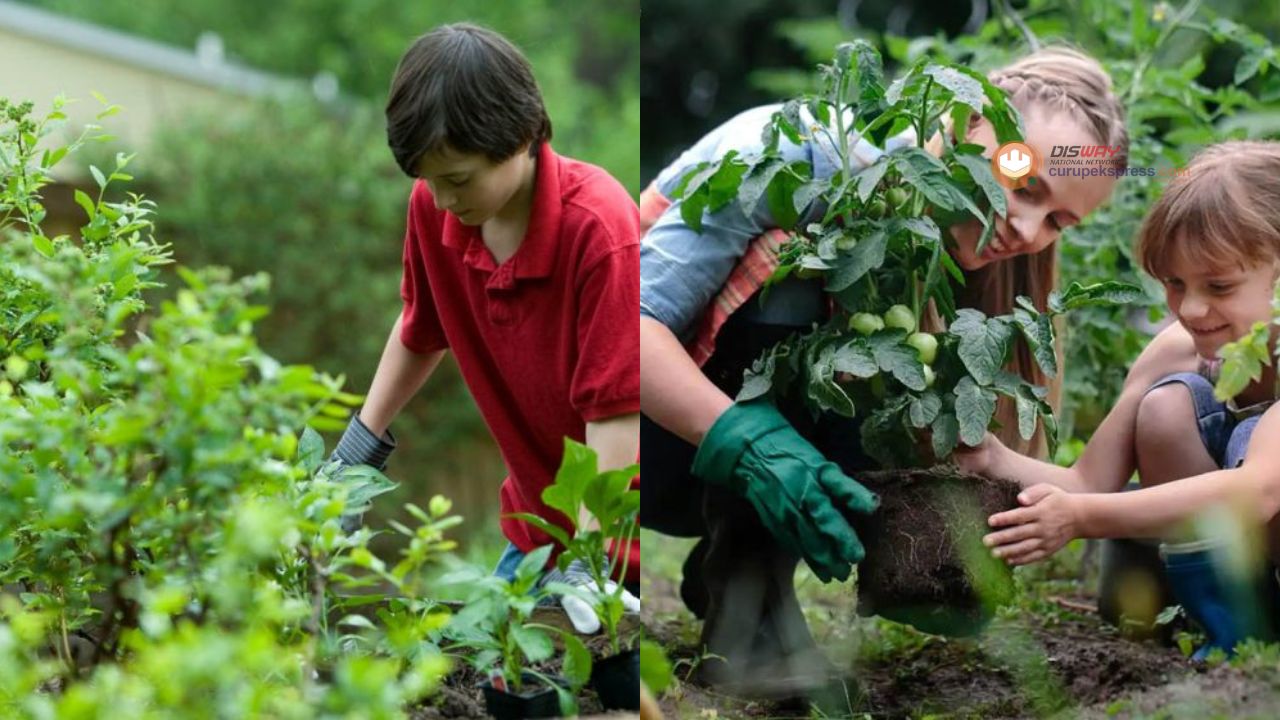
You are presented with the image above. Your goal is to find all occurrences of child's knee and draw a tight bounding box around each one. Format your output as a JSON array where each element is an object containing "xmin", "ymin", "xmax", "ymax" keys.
[{"xmin": 1135, "ymin": 383, "xmax": 1201, "ymax": 453}]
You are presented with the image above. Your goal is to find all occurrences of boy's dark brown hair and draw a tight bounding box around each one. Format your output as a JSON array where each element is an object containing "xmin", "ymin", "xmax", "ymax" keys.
[{"xmin": 385, "ymin": 23, "xmax": 552, "ymax": 177}]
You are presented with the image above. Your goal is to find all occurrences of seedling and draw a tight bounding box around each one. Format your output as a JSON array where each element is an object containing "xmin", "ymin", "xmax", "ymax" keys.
[{"xmin": 510, "ymin": 439, "xmax": 640, "ymax": 656}]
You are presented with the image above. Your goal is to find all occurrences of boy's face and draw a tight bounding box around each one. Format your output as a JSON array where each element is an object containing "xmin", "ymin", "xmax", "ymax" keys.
[
  {"xmin": 417, "ymin": 145, "xmax": 534, "ymax": 226},
  {"xmin": 1160, "ymin": 248, "xmax": 1280, "ymax": 359},
  {"xmin": 948, "ymin": 109, "xmax": 1117, "ymax": 271}
]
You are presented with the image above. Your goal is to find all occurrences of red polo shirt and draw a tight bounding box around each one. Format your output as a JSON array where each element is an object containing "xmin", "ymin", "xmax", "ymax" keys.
[{"xmin": 398, "ymin": 142, "xmax": 640, "ymax": 580}]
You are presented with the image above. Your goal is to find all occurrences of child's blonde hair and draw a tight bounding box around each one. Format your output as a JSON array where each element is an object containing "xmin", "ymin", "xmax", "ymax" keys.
[
  {"xmin": 1137, "ymin": 141, "xmax": 1280, "ymax": 279},
  {"xmin": 961, "ymin": 46, "xmax": 1126, "ymax": 458}
]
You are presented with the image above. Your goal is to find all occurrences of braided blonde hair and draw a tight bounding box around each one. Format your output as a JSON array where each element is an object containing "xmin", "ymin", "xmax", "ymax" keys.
[{"xmin": 945, "ymin": 46, "xmax": 1128, "ymax": 458}]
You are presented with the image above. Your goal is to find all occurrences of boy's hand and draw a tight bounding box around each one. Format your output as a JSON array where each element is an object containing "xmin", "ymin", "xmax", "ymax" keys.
[
  {"xmin": 541, "ymin": 559, "xmax": 640, "ymax": 634},
  {"xmin": 983, "ymin": 484, "xmax": 1079, "ymax": 565},
  {"xmin": 331, "ymin": 413, "xmax": 397, "ymax": 532},
  {"xmin": 692, "ymin": 400, "xmax": 879, "ymax": 583}
]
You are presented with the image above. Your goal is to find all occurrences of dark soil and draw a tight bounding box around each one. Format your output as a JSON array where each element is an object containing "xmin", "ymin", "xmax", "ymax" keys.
[
  {"xmin": 849, "ymin": 617, "xmax": 1193, "ymax": 718},
  {"xmin": 408, "ymin": 632, "xmax": 625, "ymax": 719},
  {"xmin": 853, "ymin": 466, "xmax": 1021, "ymax": 636}
]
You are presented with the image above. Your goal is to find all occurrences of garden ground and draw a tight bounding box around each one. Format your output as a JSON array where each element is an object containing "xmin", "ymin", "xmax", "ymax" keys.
[{"xmin": 641, "ymin": 530, "xmax": 1280, "ymax": 719}]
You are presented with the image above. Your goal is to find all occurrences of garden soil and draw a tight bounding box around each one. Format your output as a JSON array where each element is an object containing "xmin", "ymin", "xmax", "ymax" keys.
[{"xmin": 853, "ymin": 467, "xmax": 1021, "ymax": 636}]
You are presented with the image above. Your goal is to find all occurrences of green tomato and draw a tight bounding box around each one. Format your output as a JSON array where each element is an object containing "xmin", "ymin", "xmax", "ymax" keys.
[
  {"xmin": 866, "ymin": 198, "xmax": 887, "ymax": 219},
  {"xmin": 923, "ymin": 364, "xmax": 936, "ymax": 388},
  {"xmin": 849, "ymin": 312, "xmax": 884, "ymax": 335},
  {"xmin": 886, "ymin": 186, "xmax": 911, "ymax": 210},
  {"xmin": 870, "ymin": 374, "xmax": 886, "ymax": 398},
  {"xmin": 883, "ymin": 305, "xmax": 915, "ymax": 332},
  {"xmin": 906, "ymin": 332, "xmax": 938, "ymax": 365}
]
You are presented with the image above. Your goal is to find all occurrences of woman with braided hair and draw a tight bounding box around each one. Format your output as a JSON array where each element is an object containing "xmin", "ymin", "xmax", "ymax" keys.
[{"xmin": 640, "ymin": 46, "xmax": 1129, "ymax": 696}]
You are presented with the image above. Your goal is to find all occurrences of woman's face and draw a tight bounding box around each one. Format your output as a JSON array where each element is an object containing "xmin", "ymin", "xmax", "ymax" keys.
[{"xmin": 947, "ymin": 109, "xmax": 1118, "ymax": 271}]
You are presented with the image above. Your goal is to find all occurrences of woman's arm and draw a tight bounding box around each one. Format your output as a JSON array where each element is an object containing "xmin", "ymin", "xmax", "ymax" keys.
[{"xmin": 639, "ymin": 316, "xmax": 732, "ymax": 445}]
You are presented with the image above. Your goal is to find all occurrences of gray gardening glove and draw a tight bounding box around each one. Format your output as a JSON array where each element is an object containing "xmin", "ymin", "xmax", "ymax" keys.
[
  {"xmin": 330, "ymin": 412, "xmax": 396, "ymax": 533},
  {"xmin": 540, "ymin": 559, "xmax": 641, "ymax": 635}
]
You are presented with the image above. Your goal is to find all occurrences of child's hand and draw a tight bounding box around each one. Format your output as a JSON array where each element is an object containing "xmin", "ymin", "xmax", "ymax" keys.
[
  {"xmin": 982, "ymin": 483, "xmax": 1078, "ymax": 566},
  {"xmin": 952, "ymin": 432, "xmax": 1000, "ymax": 477}
]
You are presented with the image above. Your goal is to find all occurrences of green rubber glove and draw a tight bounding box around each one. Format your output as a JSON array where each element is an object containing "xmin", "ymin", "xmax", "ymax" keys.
[{"xmin": 692, "ymin": 400, "xmax": 879, "ymax": 582}]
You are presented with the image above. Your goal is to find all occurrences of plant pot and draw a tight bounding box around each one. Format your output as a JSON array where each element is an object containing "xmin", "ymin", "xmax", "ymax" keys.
[
  {"xmin": 852, "ymin": 466, "xmax": 1020, "ymax": 637},
  {"xmin": 589, "ymin": 647, "xmax": 640, "ymax": 711},
  {"xmin": 481, "ymin": 674, "xmax": 563, "ymax": 719}
]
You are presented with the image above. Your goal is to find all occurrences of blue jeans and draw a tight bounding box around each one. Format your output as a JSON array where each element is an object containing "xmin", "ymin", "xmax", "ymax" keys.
[
  {"xmin": 1146, "ymin": 371, "xmax": 1261, "ymax": 469},
  {"xmin": 492, "ymin": 542, "xmax": 640, "ymax": 597},
  {"xmin": 492, "ymin": 542, "xmax": 527, "ymax": 583}
]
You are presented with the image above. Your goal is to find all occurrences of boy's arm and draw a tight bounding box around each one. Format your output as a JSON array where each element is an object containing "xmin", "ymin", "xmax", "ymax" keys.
[
  {"xmin": 585, "ymin": 412, "xmax": 640, "ymax": 472},
  {"xmin": 581, "ymin": 412, "xmax": 640, "ymax": 531},
  {"xmin": 358, "ymin": 314, "xmax": 446, "ymax": 436}
]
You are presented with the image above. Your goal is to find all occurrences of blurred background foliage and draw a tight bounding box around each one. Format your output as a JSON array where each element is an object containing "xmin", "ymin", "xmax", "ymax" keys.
[
  {"xmin": 643, "ymin": 0, "xmax": 1280, "ymax": 458},
  {"xmin": 14, "ymin": 0, "xmax": 639, "ymax": 557}
]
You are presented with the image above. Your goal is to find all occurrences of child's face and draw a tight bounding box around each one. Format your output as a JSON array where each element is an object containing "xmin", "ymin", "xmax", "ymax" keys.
[
  {"xmin": 416, "ymin": 145, "xmax": 534, "ymax": 226},
  {"xmin": 1160, "ymin": 250, "xmax": 1280, "ymax": 359},
  {"xmin": 948, "ymin": 109, "xmax": 1117, "ymax": 271}
]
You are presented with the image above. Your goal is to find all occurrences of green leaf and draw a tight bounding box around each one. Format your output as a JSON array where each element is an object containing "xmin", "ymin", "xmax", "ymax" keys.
[
  {"xmin": 90, "ymin": 165, "xmax": 106, "ymax": 190},
  {"xmin": 31, "ymin": 234, "xmax": 54, "ymax": 258},
  {"xmin": 739, "ymin": 351, "xmax": 776, "ymax": 401},
  {"xmin": 832, "ymin": 338, "xmax": 878, "ymax": 378},
  {"xmin": 908, "ymin": 391, "xmax": 942, "ymax": 428},
  {"xmin": 541, "ymin": 439, "xmax": 599, "ymax": 523},
  {"xmin": 1215, "ymin": 321, "xmax": 1271, "ymax": 401},
  {"xmin": 1236, "ymin": 46, "xmax": 1271, "ymax": 85},
  {"xmin": 765, "ymin": 162, "xmax": 808, "ymax": 229},
  {"xmin": 931, "ymin": 411, "xmax": 960, "ymax": 459},
  {"xmin": 792, "ymin": 179, "xmax": 826, "ymax": 216},
  {"xmin": 891, "ymin": 147, "xmax": 985, "ymax": 221},
  {"xmin": 512, "ymin": 625, "xmax": 554, "ymax": 663},
  {"xmin": 1014, "ymin": 387, "xmax": 1039, "ymax": 441},
  {"xmin": 827, "ymin": 228, "xmax": 887, "ymax": 291},
  {"xmin": 299, "ymin": 426, "xmax": 325, "ymax": 473},
  {"xmin": 807, "ymin": 342, "xmax": 856, "ymax": 417},
  {"xmin": 73, "ymin": 189, "xmax": 95, "ymax": 220},
  {"xmin": 950, "ymin": 309, "xmax": 1014, "ymax": 385},
  {"xmin": 867, "ymin": 330, "xmax": 926, "ymax": 391},
  {"xmin": 924, "ymin": 64, "xmax": 985, "ymax": 112},
  {"xmin": 1049, "ymin": 281, "xmax": 1145, "ymax": 313},
  {"xmin": 855, "ymin": 155, "xmax": 890, "ymax": 203},
  {"xmin": 640, "ymin": 639, "xmax": 674, "ymax": 695},
  {"xmin": 953, "ymin": 154, "xmax": 1008, "ymax": 218},
  {"xmin": 1013, "ymin": 308, "xmax": 1057, "ymax": 379},
  {"xmin": 842, "ymin": 39, "xmax": 887, "ymax": 112},
  {"xmin": 955, "ymin": 376, "xmax": 998, "ymax": 446},
  {"xmin": 738, "ymin": 157, "xmax": 786, "ymax": 215},
  {"xmin": 560, "ymin": 633, "xmax": 593, "ymax": 689}
]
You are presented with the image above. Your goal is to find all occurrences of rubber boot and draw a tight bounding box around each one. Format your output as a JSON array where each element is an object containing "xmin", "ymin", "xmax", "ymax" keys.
[
  {"xmin": 679, "ymin": 537, "xmax": 710, "ymax": 619},
  {"xmin": 1161, "ymin": 539, "xmax": 1272, "ymax": 660},
  {"xmin": 1098, "ymin": 537, "xmax": 1174, "ymax": 640},
  {"xmin": 696, "ymin": 485, "xmax": 836, "ymax": 699}
]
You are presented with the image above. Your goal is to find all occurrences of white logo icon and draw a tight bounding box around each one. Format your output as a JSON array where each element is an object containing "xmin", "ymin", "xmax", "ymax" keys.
[{"xmin": 998, "ymin": 148, "xmax": 1032, "ymax": 178}]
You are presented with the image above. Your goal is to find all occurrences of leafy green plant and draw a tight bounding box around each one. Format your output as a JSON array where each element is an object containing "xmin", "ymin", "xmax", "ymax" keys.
[
  {"xmin": 0, "ymin": 96, "xmax": 462, "ymax": 717},
  {"xmin": 672, "ymin": 42, "xmax": 1140, "ymax": 468},
  {"xmin": 510, "ymin": 439, "xmax": 640, "ymax": 654},
  {"xmin": 439, "ymin": 544, "xmax": 591, "ymax": 712}
]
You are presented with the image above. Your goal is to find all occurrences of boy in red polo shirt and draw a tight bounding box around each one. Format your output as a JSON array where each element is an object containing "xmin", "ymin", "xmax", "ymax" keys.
[{"xmin": 328, "ymin": 23, "xmax": 640, "ymax": 633}]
